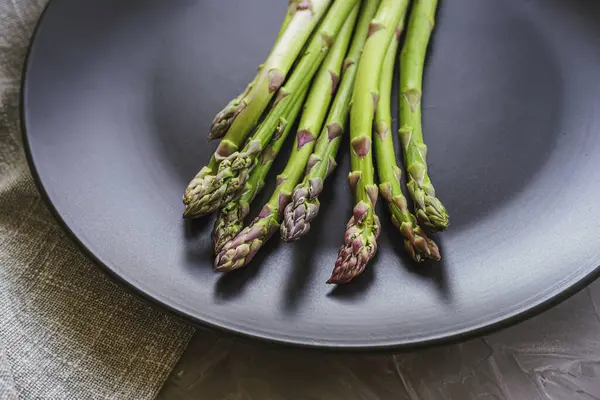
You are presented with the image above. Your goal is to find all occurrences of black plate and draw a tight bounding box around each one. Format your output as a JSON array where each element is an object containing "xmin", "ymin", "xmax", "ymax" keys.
[{"xmin": 23, "ymin": 0, "xmax": 600, "ymax": 350}]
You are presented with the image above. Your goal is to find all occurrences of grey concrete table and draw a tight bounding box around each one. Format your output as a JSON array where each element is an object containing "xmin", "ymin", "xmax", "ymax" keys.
[{"xmin": 160, "ymin": 280, "xmax": 600, "ymax": 399}]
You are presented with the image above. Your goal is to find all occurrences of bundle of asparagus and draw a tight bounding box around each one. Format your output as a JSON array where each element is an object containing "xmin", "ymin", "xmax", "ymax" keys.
[
  {"xmin": 214, "ymin": 5, "xmax": 360, "ymax": 272},
  {"xmin": 280, "ymin": 0, "xmax": 381, "ymax": 243},
  {"xmin": 374, "ymin": 10, "xmax": 440, "ymax": 263},
  {"xmin": 183, "ymin": 0, "xmax": 358, "ymax": 218},
  {"xmin": 183, "ymin": 0, "xmax": 448, "ymax": 285}
]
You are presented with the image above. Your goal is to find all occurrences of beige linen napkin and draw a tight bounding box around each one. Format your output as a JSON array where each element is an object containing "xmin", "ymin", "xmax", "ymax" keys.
[{"xmin": 0, "ymin": 1, "xmax": 195, "ymax": 398}]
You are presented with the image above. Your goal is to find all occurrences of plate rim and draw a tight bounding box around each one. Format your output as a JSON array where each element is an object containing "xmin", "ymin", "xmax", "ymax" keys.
[{"xmin": 20, "ymin": 0, "xmax": 600, "ymax": 352}]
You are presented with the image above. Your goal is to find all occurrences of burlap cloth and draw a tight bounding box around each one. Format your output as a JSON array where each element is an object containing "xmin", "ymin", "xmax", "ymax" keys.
[{"xmin": 0, "ymin": 1, "xmax": 195, "ymax": 398}]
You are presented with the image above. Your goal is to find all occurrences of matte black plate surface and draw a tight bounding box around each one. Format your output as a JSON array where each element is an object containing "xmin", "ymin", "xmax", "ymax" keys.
[{"xmin": 23, "ymin": 0, "xmax": 600, "ymax": 349}]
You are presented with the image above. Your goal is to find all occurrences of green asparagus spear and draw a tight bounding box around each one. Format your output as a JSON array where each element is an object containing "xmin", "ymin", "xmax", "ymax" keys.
[
  {"xmin": 280, "ymin": 0, "xmax": 381, "ymax": 242},
  {"xmin": 209, "ymin": 0, "xmax": 303, "ymax": 140},
  {"xmin": 183, "ymin": 0, "xmax": 332, "ymax": 217},
  {"xmin": 212, "ymin": 89, "xmax": 308, "ymax": 254},
  {"xmin": 399, "ymin": 0, "xmax": 449, "ymax": 231},
  {"xmin": 329, "ymin": 0, "xmax": 409, "ymax": 285},
  {"xmin": 214, "ymin": 6, "xmax": 359, "ymax": 272},
  {"xmin": 183, "ymin": 0, "xmax": 360, "ymax": 219},
  {"xmin": 374, "ymin": 19, "xmax": 440, "ymax": 262}
]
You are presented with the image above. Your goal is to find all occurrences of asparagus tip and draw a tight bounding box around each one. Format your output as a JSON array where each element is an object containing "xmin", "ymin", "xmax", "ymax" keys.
[
  {"xmin": 400, "ymin": 222, "xmax": 442, "ymax": 262},
  {"xmin": 417, "ymin": 196, "xmax": 449, "ymax": 232},
  {"xmin": 280, "ymin": 180, "xmax": 322, "ymax": 242},
  {"xmin": 328, "ymin": 206, "xmax": 380, "ymax": 284},
  {"xmin": 408, "ymin": 181, "xmax": 449, "ymax": 232},
  {"xmin": 213, "ymin": 214, "xmax": 279, "ymax": 272}
]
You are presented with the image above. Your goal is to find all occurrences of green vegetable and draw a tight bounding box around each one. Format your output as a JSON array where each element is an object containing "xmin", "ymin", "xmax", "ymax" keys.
[
  {"xmin": 374, "ymin": 17, "xmax": 440, "ymax": 262},
  {"xmin": 399, "ymin": 0, "xmax": 449, "ymax": 231},
  {"xmin": 280, "ymin": 0, "xmax": 382, "ymax": 243},
  {"xmin": 212, "ymin": 89, "xmax": 308, "ymax": 254},
  {"xmin": 214, "ymin": 6, "xmax": 359, "ymax": 272},
  {"xmin": 183, "ymin": 0, "xmax": 333, "ymax": 218},
  {"xmin": 329, "ymin": 0, "xmax": 409, "ymax": 284}
]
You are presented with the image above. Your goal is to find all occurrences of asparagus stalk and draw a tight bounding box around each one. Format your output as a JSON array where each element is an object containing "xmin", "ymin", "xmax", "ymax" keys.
[
  {"xmin": 212, "ymin": 89, "xmax": 308, "ymax": 254},
  {"xmin": 214, "ymin": 7, "xmax": 359, "ymax": 272},
  {"xmin": 183, "ymin": 0, "xmax": 332, "ymax": 217},
  {"xmin": 183, "ymin": 0, "xmax": 360, "ymax": 218},
  {"xmin": 329, "ymin": 0, "xmax": 409, "ymax": 285},
  {"xmin": 280, "ymin": 0, "xmax": 381, "ymax": 242},
  {"xmin": 209, "ymin": 0, "xmax": 303, "ymax": 140},
  {"xmin": 374, "ymin": 19, "xmax": 440, "ymax": 262},
  {"xmin": 399, "ymin": 0, "xmax": 449, "ymax": 231}
]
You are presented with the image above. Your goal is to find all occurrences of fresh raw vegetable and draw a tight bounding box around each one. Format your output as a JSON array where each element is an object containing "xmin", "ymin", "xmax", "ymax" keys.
[
  {"xmin": 183, "ymin": 0, "xmax": 332, "ymax": 218},
  {"xmin": 183, "ymin": 0, "xmax": 359, "ymax": 219},
  {"xmin": 183, "ymin": 0, "xmax": 451, "ymax": 285},
  {"xmin": 374, "ymin": 17, "xmax": 440, "ymax": 262},
  {"xmin": 399, "ymin": 0, "xmax": 449, "ymax": 232},
  {"xmin": 214, "ymin": 6, "xmax": 359, "ymax": 272},
  {"xmin": 212, "ymin": 90, "xmax": 308, "ymax": 254},
  {"xmin": 329, "ymin": 0, "xmax": 410, "ymax": 285},
  {"xmin": 280, "ymin": 0, "xmax": 381, "ymax": 243}
]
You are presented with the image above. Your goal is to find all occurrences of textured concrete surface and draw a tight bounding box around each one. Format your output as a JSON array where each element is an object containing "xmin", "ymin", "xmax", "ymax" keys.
[{"xmin": 160, "ymin": 280, "xmax": 600, "ymax": 399}]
